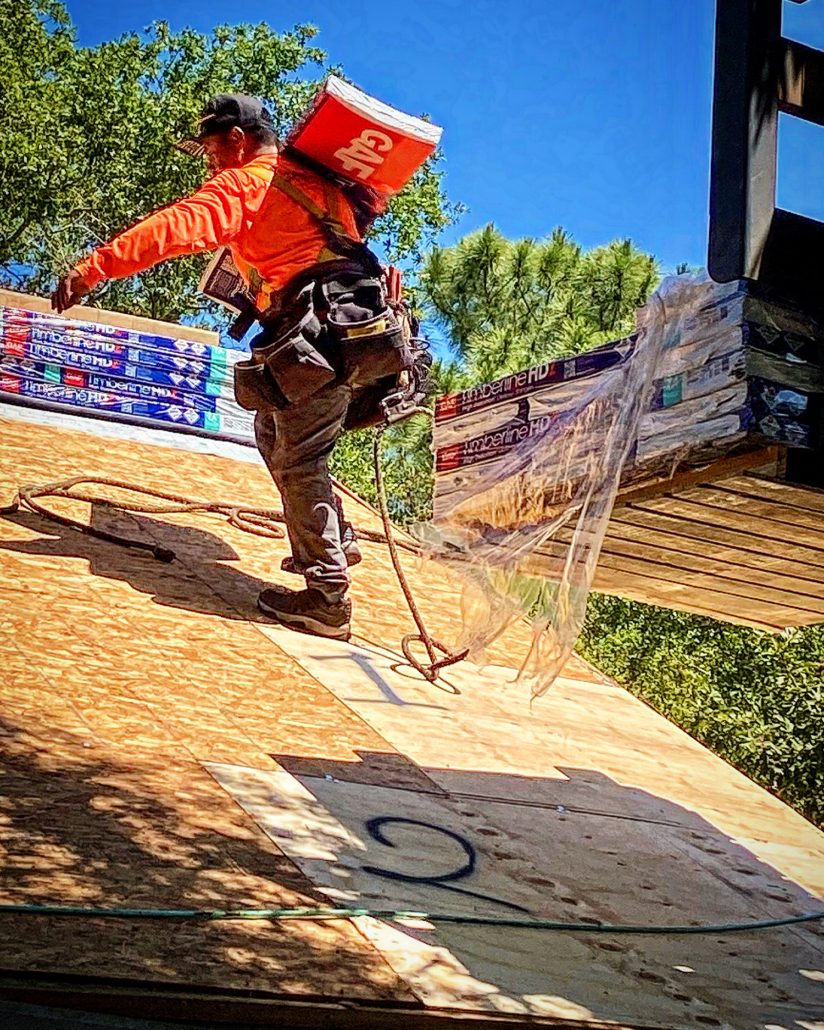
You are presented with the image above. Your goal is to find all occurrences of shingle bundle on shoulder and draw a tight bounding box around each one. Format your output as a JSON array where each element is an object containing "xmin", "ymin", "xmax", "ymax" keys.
[{"xmin": 0, "ymin": 302, "xmax": 255, "ymax": 443}]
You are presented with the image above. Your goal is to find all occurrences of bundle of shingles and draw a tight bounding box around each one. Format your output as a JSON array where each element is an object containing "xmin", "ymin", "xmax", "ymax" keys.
[
  {"xmin": 0, "ymin": 302, "xmax": 255, "ymax": 444},
  {"xmin": 432, "ymin": 274, "xmax": 824, "ymax": 523}
]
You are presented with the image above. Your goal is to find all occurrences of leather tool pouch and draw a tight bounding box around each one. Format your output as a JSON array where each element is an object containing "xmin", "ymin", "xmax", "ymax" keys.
[
  {"xmin": 232, "ymin": 284, "xmax": 337, "ymax": 412},
  {"xmin": 232, "ymin": 268, "xmax": 415, "ymax": 414},
  {"xmin": 320, "ymin": 273, "xmax": 413, "ymax": 387},
  {"xmin": 232, "ymin": 357, "xmax": 287, "ymax": 413}
]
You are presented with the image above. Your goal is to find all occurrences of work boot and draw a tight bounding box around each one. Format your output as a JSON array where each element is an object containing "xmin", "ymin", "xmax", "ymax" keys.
[
  {"xmin": 258, "ymin": 587, "xmax": 352, "ymax": 641},
  {"xmin": 280, "ymin": 529, "xmax": 362, "ymax": 575}
]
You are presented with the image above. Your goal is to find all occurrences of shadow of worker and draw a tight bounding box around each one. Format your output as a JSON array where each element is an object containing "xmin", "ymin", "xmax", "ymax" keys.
[{"xmin": 0, "ymin": 504, "xmax": 276, "ymax": 623}]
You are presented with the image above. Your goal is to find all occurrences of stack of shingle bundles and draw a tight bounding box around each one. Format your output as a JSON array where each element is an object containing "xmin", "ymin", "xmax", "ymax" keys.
[
  {"xmin": 0, "ymin": 303, "xmax": 255, "ymax": 444},
  {"xmin": 431, "ymin": 273, "xmax": 824, "ymax": 527},
  {"xmin": 432, "ymin": 343, "xmax": 634, "ymax": 522},
  {"xmin": 738, "ymin": 292, "xmax": 824, "ymax": 453},
  {"xmin": 431, "ymin": 276, "xmax": 761, "ymax": 525},
  {"xmin": 649, "ymin": 275, "xmax": 824, "ymax": 455},
  {"xmin": 630, "ymin": 275, "xmax": 752, "ymax": 473}
]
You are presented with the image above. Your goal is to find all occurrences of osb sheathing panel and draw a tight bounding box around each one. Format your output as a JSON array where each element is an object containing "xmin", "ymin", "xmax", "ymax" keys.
[
  {"xmin": 0, "ymin": 739, "xmax": 413, "ymax": 999},
  {"xmin": 209, "ymin": 763, "xmax": 824, "ymax": 1024},
  {"xmin": 0, "ymin": 411, "xmax": 559, "ymax": 684},
  {"xmin": 0, "ymin": 415, "xmax": 416, "ymax": 997},
  {"xmin": 2, "ymin": 414, "xmax": 824, "ymax": 1025}
]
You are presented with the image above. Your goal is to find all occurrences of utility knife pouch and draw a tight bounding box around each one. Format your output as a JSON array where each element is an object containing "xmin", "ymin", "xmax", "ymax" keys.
[{"xmin": 320, "ymin": 274, "xmax": 413, "ymax": 386}]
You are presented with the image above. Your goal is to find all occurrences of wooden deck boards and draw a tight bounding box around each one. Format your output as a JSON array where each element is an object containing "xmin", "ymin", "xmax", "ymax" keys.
[
  {"xmin": 526, "ymin": 457, "xmax": 824, "ymax": 628},
  {"xmin": 606, "ymin": 474, "xmax": 824, "ymax": 628}
]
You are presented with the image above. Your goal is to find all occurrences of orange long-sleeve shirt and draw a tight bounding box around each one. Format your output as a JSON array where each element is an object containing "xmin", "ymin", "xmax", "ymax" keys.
[{"xmin": 74, "ymin": 152, "xmax": 361, "ymax": 304}]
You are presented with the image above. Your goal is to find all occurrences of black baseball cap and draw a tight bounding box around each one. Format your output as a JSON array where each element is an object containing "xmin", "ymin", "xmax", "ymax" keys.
[{"xmin": 176, "ymin": 94, "xmax": 275, "ymax": 157}]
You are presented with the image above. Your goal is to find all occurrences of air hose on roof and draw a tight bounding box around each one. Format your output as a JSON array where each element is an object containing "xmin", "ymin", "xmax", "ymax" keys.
[{"xmin": 0, "ymin": 901, "xmax": 821, "ymax": 936}]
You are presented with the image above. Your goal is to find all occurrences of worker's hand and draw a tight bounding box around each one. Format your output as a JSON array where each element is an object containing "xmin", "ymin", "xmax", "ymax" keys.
[{"xmin": 51, "ymin": 269, "xmax": 91, "ymax": 313}]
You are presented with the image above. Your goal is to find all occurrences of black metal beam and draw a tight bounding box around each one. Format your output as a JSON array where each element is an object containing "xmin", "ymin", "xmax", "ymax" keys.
[
  {"xmin": 708, "ymin": 0, "xmax": 781, "ymax": 285},
  {"xmin": 757, "ymin": 206, "xmax": 824, "ymax": 302},
  {"xmin": 709, "ymin": 0, "xmax": 824, "ymax": 309}
]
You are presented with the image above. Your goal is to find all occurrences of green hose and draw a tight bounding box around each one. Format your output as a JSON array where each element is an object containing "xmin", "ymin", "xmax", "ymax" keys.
[{"xmin": 0, "ymin": 902, "xmax": 822, "ymax": 935}]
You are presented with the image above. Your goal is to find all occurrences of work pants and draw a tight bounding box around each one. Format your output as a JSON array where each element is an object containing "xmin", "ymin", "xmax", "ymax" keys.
[{"xmin": 253, "ymin": 381, "xmax": 352, "ymax": 604}]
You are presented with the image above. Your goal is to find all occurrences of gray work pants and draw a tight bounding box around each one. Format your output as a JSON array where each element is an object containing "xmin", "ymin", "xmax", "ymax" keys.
[{"xmin": 254, "ymin": 382, "xmax": 353, "ymax": 604}]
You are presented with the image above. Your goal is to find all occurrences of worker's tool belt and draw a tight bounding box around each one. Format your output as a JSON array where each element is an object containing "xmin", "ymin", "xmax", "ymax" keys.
[{"xmin": 233, "ymin": 260, "xmax": 413, "ymax": 413}]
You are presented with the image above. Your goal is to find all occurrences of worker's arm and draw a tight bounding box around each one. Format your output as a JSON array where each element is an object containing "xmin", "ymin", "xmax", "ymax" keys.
[{"xmin": 51, "ymin": 168, "xmax": 268, "ymax": 312}]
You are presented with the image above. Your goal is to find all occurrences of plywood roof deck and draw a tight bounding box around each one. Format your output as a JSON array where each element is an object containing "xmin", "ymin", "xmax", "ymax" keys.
[{"xmin": 1, "ymin": 406, "xmax": 823, "ymax": 1028}]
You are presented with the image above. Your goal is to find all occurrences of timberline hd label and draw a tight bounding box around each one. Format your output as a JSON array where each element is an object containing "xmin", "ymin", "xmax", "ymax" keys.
[
  {"xmin": 0, "ymin": 337, "xmax": 230, "ymax": 380},
  {"xmin": 9, "ymin": 380, "xmax": 246, "ymax": 432},
  {"xmin": 0, "ymin": 304, "xmax": 252, "ymax": 441},
  {"xmin": 435, "ymin": 344, "xmax": 631, "ymax": 422},
  {"xmin": 1, "ymin": 305, "xmax": 226, "ymax": 359},
  {"xmin": 436, "ymin": 408, "xmax": 557, "ymax": 472}
]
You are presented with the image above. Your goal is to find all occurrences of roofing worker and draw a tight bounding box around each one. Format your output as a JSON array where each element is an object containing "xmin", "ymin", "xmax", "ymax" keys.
[{"xmin": 52, "ymin": 94, "xmax": 411, "ymax": 641}]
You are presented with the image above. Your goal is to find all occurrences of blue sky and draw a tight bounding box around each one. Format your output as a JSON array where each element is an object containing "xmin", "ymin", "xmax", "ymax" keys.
[{"xmin": 65, "ymin": 0, "xmax": 824, "ymax": 274}]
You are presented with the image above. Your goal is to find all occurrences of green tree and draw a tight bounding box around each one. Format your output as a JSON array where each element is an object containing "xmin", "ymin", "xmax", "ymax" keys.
[
  {"xmin": 421, "ymin": 224, "xmax": 658, "ymax": 381},
  {"xmin": 0, "ymin": 0, "xmax": 456, "ymax": 322}
]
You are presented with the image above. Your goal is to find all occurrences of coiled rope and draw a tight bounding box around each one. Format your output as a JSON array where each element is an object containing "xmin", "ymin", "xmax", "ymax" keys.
[{"xmin": 1, "ymin": 427, "xmax": 467, "ymax": 685}]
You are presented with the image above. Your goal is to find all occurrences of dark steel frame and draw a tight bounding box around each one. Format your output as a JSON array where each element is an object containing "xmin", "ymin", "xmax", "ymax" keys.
[{"xmin": 709, "ymin": 0, "xmax": 823, "ymax": 308}]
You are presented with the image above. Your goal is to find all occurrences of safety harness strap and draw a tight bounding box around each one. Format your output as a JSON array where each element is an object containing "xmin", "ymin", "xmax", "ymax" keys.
[{"xmin": 242, "ymin": 160, "xmax": 379, "ymax": 306}]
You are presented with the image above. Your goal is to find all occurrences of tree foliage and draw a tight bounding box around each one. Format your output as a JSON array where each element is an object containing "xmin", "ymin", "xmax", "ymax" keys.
[
  {"xmin": 0, "ymin": 0, "xmax": 457, "ymax": 322},
  {"xmin": 420, "ymin": 224, "xmax": 658, "ymax": 382}
]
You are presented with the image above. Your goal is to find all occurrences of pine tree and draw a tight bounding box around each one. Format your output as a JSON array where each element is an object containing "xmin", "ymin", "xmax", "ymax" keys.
[{"xmin": 420, "ymin": 224, "xmax": 658, "ymax": 382}]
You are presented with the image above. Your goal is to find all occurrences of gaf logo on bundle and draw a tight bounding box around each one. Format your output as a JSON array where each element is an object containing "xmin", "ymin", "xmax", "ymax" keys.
[
  {"xmin": 2, "ymin": 333, "xmax": 27, "ymax": 357},
  {"xmin": 334, "ymin": 129, "xmax": 393, "ymax": 181}
]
